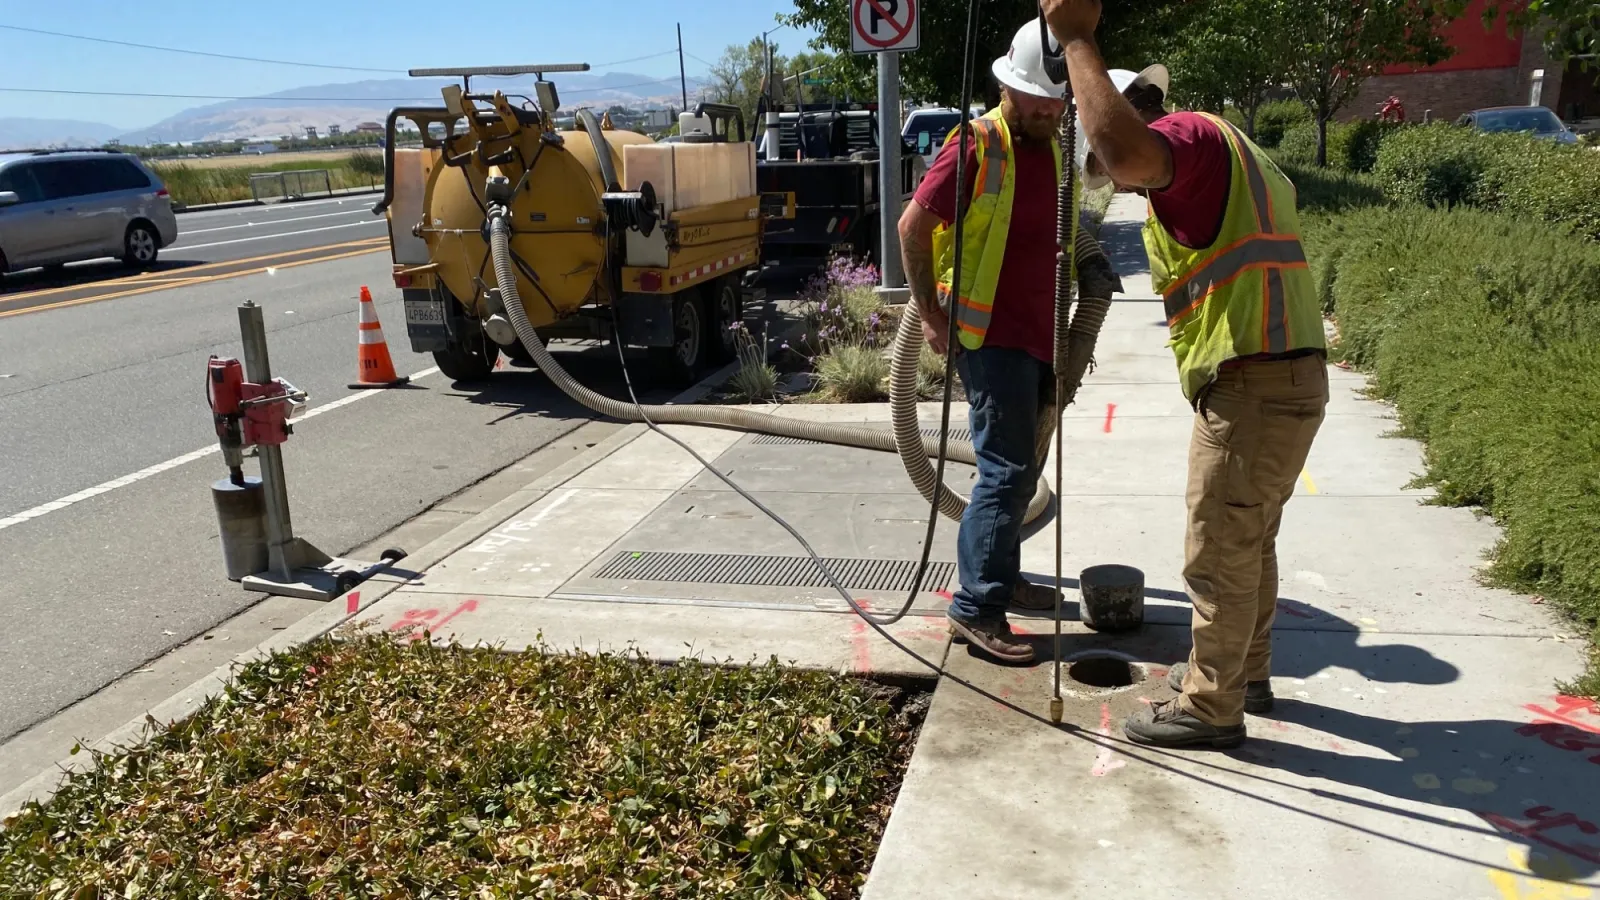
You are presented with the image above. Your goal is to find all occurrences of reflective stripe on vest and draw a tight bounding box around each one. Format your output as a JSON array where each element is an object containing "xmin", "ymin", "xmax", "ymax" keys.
[
  {"xmin": 932, "ymin": 109, "xmax": 1062, "ymax": 351},
  {"xmin": 1142, "ymin": 112, "xmax": 1323, "ymax": 401}
]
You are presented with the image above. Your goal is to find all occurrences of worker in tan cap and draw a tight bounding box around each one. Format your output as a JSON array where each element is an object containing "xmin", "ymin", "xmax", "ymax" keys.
[{"xmin": 1042, "ymin": 0, "xmax": 1330, "ymax": 749}]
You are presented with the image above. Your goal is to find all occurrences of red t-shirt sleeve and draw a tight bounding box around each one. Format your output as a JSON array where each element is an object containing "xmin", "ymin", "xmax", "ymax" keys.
[
  {"xmin": 1147, "ymin": 112, "xmax": 1231, "ymax": 249},
  {"xmin": 912, "ymin": 133, "xmax": 979, "ymax": 225}
]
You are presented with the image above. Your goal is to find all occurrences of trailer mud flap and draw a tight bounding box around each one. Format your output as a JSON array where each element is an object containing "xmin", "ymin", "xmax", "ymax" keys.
[{"xmin": 614, "ymin": 292, "xmax": 676, "ymax": 348}]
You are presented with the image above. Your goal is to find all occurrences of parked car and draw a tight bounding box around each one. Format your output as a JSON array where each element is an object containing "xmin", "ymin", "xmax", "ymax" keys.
[
  {"xmin": 901, "ymin": 107, "xmax": 974, "ymax": 163},
  {"xmin": 0, "ymin": 149, "xmax": 178, "ymax": 275},
  {"xmin": 1456, "ymin": 106, "xmax": 1580, "ymax": 144}
]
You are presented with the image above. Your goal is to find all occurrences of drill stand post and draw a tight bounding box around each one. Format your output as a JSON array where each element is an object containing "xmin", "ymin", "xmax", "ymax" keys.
[{"xmin": 221, "ymin": 300, "xmax": 402, "ymax": 601}]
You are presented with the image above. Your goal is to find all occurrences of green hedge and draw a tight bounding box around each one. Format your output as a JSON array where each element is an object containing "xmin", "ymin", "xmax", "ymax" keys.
[
  {"xmin": 1253, "ymin": 100, "xmax": 1311, "ymax": 148},
  {"xmin": 1305, "ymin": 205, "xmax": 1600, "ymax": 696},
  {"xmin": 1277, "ymin": 119, "xmax": 1399, "ymax": 173},
  {"xmin": 1372, "ymin": 124, "xmax": 1600, "ymax": 239}
]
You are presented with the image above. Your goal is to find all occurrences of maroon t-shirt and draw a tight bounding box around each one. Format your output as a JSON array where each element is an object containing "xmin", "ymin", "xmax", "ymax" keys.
[
  {"xmin": 912, "ymin": 134, "xmax": 1058, "ymax": 364},
  {"xmin": 1146, "ymin": 112, "xmax": 1232, "ymax": 249}
]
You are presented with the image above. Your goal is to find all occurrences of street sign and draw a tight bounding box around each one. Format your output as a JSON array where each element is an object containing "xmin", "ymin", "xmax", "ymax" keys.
[{"xmin": 850, "ymin": 0, "xmax": 919, "ymax": 54}]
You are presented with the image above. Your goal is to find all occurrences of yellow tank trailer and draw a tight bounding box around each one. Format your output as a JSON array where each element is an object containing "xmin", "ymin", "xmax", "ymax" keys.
[{"xmin": 374, "ymin": 64, "xmax": 789, "ymax": 383}]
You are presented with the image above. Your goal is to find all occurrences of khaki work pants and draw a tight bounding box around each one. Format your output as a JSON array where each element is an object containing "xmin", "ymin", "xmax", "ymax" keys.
[{"xmin": 1178, "ymin": 354, "xmax": 1329, "ymax": 726}]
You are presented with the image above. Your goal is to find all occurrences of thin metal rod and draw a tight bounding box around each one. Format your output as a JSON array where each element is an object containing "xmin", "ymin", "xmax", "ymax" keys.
[{"xmin": 1052, "ymin": 93, "xmax": 1081, "ymax": 720}]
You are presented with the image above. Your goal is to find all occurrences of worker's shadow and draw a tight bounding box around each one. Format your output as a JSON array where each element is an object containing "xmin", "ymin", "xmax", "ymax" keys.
[
  {"xmin": 1010, "ymin": 571, "xmax": 1461, "ymax": 688},
  {"xmin": 1235, "ymin": 698, "xmax": 1600, "ymax": 884}
]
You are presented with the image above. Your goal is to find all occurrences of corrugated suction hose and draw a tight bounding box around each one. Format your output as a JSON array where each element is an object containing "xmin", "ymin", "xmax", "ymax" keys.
[
  {"xmin": 489, "ymin": 214, "xmax": 1116, "ymax": 524},
  {"xmin": 889, "ymin": 225, "xmax": 1118, "ymax": 521}
]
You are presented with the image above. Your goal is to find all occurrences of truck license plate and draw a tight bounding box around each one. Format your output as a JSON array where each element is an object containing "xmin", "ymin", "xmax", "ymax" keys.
[{"xmin": 405, "ymin": 299, "xmax": 444, "ymax": 326}]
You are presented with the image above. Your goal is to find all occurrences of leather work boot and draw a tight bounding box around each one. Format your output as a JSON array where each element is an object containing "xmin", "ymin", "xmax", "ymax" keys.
[
  {"xmin": 947, "ymin": 614, "xmax": 1036, "ymax": 664},
  {"xmin": 1124, "ymin": 699, "xmax": 1246, "ymax": 749},
  {"xmin": 1167, "ymin": 662, "xmax": 1275, "ymax": 714},
  {"xmin": 1010, "ymin": 579, "xmax": 1061, "ymax": 612}
]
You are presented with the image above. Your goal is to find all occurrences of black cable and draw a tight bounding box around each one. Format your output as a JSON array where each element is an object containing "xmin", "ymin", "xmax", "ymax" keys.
[
  {"xmin": 856, "ymin": 0, "xmax": 984, "ymax": 627},
  {"xmin": 592, "ymin": 0, "xmax": 1036, "ymax": 694},
  {"xmin": 606, "ymin": 291, "xmax": 1063, "ymax": 719}
]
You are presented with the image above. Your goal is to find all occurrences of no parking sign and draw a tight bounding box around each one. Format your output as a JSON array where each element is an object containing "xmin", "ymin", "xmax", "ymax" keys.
[{"xmin": 850, "ymin": 0, "xmax": 919, "ymax": 53}]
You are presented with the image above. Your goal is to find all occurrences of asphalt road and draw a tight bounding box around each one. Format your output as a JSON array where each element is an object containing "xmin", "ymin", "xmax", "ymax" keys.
[
  {"xmin": 0, "ymin": 194, "xmax": 392, "ymax": 315},
  {"xmin": 0, "ymin": 244, "xmax": 678, "ymax": 742}
]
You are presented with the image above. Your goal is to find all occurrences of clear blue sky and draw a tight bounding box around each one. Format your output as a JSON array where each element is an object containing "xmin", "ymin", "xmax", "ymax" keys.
[{"xmin": 0, "ymin": 0, "xmax": 818, "ymax": 129}]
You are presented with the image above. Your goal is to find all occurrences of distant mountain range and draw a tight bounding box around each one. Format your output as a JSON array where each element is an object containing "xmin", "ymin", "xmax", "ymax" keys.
[
  {"xmin": 0, "ymin": 117, "xmax": 125, "ymax": 150},
  {"xmin": 0, "ymin": 71, "xmax": 710, "ymax": 150}
]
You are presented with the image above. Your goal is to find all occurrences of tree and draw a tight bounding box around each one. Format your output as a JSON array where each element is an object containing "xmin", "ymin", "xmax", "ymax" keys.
[
  {"xmin": 1273, "ymin": 0, "xmax": 1462, "ymax": 166},
  {"xmin": 780, "ymin": 0, "xmax": 1189, "ymax": 109},
  {"xmin": 1488, "ymin": 0, "xmax": 1600, "ymax": 62},
  {"xmin": 708, "ymin": 38, "xmax": 775, "ymax": 126},
  {"xmin": 1167, "ymin": 0, "xmax": 1287, "ymax": 137}
]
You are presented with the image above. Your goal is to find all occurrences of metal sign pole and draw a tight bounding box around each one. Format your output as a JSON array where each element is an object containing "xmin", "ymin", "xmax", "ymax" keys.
[{"xmin": 877, "ymin": 50, "xmax": 906, "ymax": 298}]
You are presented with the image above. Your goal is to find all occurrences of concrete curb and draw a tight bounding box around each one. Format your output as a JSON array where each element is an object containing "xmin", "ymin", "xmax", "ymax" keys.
[
  {"xmin": 0, "ymin": 421, "xmax": 639, "ymax": 822},
  {"xmin": 0, "ymin": 362, "xmax": 743, "ymax": 821}
]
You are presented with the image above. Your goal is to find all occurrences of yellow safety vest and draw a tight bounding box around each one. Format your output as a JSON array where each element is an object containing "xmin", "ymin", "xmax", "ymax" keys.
[
  {"xmin": 933, "ymin": 109, "xmax": 1065, "ymax": 351},
  {"xmin": 1144, "ymin": 112, "xmax": 1324, "ymax": 402}
]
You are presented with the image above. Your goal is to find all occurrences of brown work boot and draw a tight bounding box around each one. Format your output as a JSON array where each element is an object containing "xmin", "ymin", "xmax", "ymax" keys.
[
  {"xmin": 1010, "ymin": 579, "xmax": 1061, "ymax": 612},
  {"xmin": 1124, "ymin": 699, "xmax": 1246, "ymax": 749},
  {"xmin": 1166, "ymin": 662, "xmax": 1275, "ymax": 714},
  {"xmin": 947, "ymin": 614, "xmax": 1036, "ymax": 664}
]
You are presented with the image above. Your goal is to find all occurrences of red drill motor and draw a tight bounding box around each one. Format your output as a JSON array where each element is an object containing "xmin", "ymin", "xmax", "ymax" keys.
[{"xmin": 207, "ymin": 356, "xmax": 304, "ymax": 484}]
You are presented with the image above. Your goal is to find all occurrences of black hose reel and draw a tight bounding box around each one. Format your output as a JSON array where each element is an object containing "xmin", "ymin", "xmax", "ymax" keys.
[{"xmin": 601, "ymin": 181, "xmax": 659, "ymax": 239}]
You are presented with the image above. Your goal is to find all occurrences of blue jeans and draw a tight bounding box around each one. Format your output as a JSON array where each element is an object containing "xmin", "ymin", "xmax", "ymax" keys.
[{"xmin": 948, "ymin": 346, "xmax": 1053, "ymax": 624}]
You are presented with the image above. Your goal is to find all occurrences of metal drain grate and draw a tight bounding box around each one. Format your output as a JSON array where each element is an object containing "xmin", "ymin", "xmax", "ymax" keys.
[
  {"xmin": 750, "ymin": 427, "xmax": 971, "ymax": 446},
  {"xmin": 593, "ymin": 550, "xmax": 956, "ymax": 592}
]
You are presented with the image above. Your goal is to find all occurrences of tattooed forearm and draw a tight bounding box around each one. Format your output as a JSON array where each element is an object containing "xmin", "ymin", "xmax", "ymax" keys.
[{"xmin": 899, "ymin": 205, "xmax": 941, "ymax": 318}]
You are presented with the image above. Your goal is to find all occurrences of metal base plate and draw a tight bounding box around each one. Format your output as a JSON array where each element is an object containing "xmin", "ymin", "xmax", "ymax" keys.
[{"xmin": 242, "ymin": 556, "xmax": 373, "ymax": 602}]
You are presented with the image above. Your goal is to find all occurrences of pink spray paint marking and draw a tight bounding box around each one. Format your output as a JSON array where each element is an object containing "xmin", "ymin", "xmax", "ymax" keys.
[
  {"xmin": 849, "ymin": 619, "xmax": 873, "ymax": 672},
  {"xmin": 1275, "ymin": 600, "xmax": 1317, "ymax": 620},
  {"xmin": 1091, "ymin": 703, "xmax": 1127, "ymax": 776},
  {"xmin": 345, "ymin": 591, "xmax": 360, "ymax": 615},
  {"xmin": 387, "ymin": 599, "xmax": 479, "ymax": 642},
  {"xmin": 1103, "ymin": 403, "xmax": 1117, "ymax": 433},
  {"xmin": 1478, "ymin": 805, "xmax": 1600, "ymax": 866}
]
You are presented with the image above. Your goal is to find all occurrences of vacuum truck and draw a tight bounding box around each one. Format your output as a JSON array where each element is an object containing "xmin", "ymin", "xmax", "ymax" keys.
[{"xmin": 373, "ymin": 64, "xmax": 787, "ymax": 385}]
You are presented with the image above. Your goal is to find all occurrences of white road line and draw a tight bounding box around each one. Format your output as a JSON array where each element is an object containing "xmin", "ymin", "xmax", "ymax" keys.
[
  {"xmin": 181, "ymin": 208, "xmax": 371, "ymax": 236},
  {"xmin": 0, "ymin": 366, "xmax": 441, "ymax": 532},
  {"xmin": 171, "ymin": 219, "xmax": 386, "ymax": 252}
]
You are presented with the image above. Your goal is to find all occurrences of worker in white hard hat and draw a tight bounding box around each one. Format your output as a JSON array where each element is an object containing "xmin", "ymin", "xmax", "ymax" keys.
[
  {"xmin": 1042, "ymin": 0, "xmax": 1329, "ymax": 750},
  {"xmin": 898, "ymin": 16, "xmax": 1122, "ymax": 664}
]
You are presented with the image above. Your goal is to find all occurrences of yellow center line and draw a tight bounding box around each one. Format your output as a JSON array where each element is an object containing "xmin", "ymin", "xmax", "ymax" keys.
[
  {"xmin": 1300, "ymin": 469, "xmax": 1320, "ymax": 495},
  {"xmin": 0, "ymin": 237, "xmax": 389, "ymax": 305},
  {"xmin": 0, "ymin": 244, "xmax": 388, "ymax": 320}
]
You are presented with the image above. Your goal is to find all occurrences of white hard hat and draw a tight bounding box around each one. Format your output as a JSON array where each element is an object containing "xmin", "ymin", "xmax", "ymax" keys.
[
  {"xmin": 991, "ymin": 18, "xmax": 1068, "ymax": 100},
  {"xmin": 1079, "ymin": 64, "xmax": 1171, "ymax": 190}
]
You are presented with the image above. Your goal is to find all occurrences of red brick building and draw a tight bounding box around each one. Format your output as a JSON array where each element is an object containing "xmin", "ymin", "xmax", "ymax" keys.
[{"xmin": 1346, "ymin": 0, "xmax": 1599, "ymax": 125}]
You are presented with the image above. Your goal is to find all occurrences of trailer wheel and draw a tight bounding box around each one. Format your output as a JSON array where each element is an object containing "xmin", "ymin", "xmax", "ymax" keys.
[
  {"xmin": 706, "ymin": 278, "xmax": 743, "ymax": 364},
  {"xmin": 651, "ymin": 291, "xmax": 708, "ymax": 386},
  {"xmin": 433, "ymin": 329, "xmax": 499, "ymax": 383}
]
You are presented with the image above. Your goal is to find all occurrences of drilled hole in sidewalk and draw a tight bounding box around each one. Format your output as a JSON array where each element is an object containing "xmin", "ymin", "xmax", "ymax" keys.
[{"xmin": 1068, "ymin": 656, "xmax": 1138, "ymax": 689}]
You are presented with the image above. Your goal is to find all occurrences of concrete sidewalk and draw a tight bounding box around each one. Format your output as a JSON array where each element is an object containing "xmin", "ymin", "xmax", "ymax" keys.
[
  {"xmin": 14, "ymin": 194, "xmax": 1593, "ymax": 896},
  {"xmin": 349, "ymin": 194, "xmax": 1597, "ymax": 897}
]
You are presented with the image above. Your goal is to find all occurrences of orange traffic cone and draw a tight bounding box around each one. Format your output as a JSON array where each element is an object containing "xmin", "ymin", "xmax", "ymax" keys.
[{"xmin": 349, "ymin": 286, "xmax": 409, "ymax": 389}]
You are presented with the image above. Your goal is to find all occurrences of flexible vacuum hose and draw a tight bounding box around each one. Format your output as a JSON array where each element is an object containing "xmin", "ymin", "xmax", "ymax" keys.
[
  {"xmin": 888, "ymin": 225, "xmax": 1118, "ymax": 521},
  {"xmin": 488, "ymin": 212, "xmax": 1116, "ymax": 524}
]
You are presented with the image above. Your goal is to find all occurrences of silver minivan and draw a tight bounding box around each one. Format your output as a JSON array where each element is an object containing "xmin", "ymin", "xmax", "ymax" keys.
[{"xmin": 0, "ymin": 150, "xmax": 179, "ymax": 274}]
